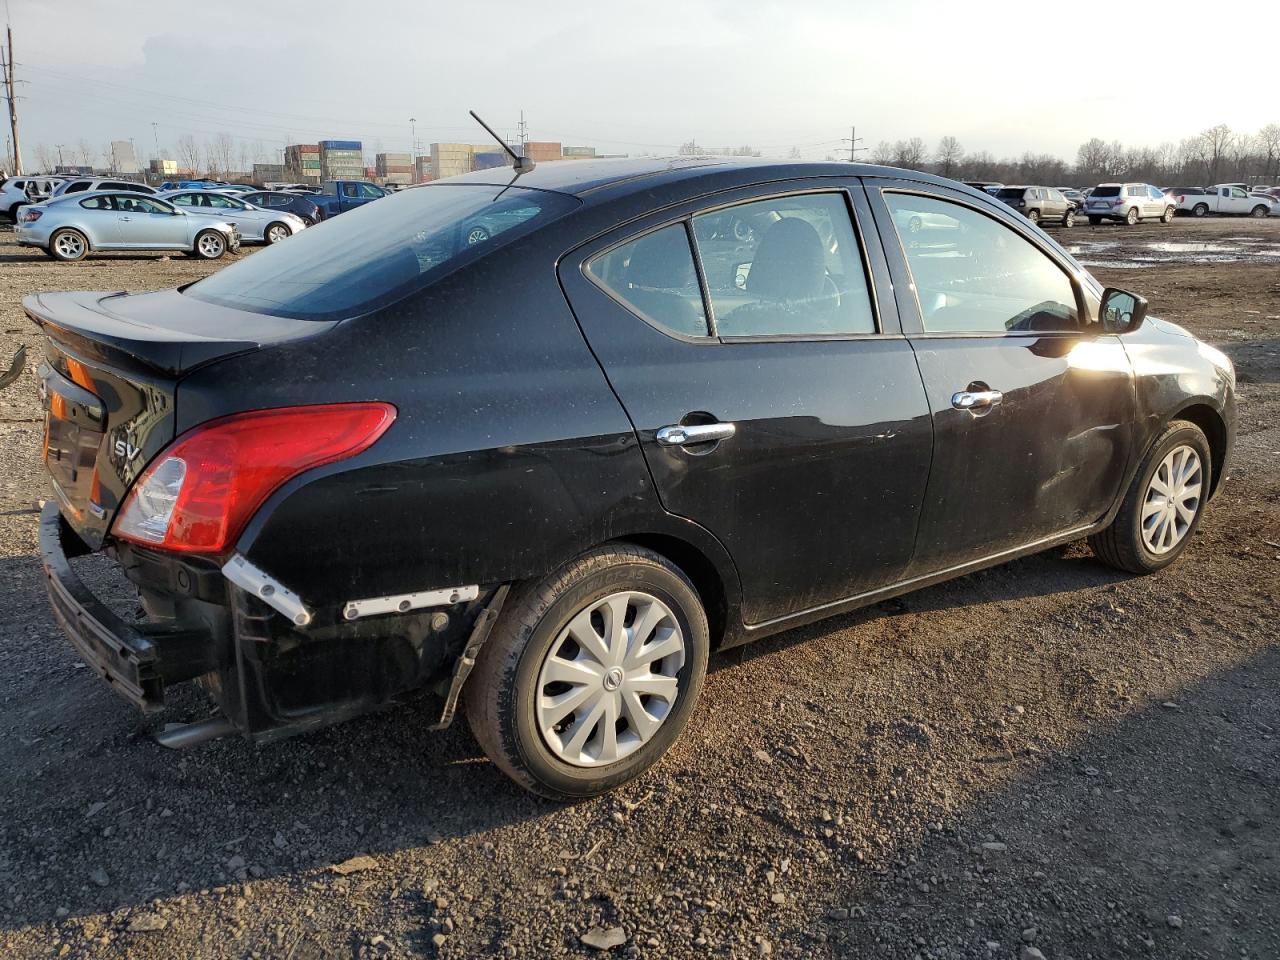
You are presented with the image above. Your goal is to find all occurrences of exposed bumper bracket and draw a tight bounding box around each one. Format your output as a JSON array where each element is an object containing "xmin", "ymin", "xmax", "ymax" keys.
[
  {"xmin": 221, "ymin": 554, "xmax": 313, "ymax": 627},
  {"xmin": 342, "ymin": 584, "xmax": 480, "ymax": 622},
  {"xmin": 429, "ymin": 584, "xmax": 509, "ymax": 731}
]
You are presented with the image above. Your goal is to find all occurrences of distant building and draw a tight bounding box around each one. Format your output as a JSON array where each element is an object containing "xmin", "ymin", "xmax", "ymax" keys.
[
  {"xmin": 149, "ymin": 158, "xmax": 178, "ymax": 176},
  {"xmin": 253, "ymin": 162, "xmax": 285, "ymax": 183},
  {"xmin": 429, "ymin": 143, "xmax": 495, "ymax": 180},
  {"xmin": 109, "ymin": 140, "xmax": 140, "ymax": 174},
  {"xmin": 415, "ymin": 156, "xmax": 433, "ymax": 183},
  {"xmin": 562, "ymin": 146, "xmax": 597, "ymax": 158},
  {"xmin": 376, "ymin": 151, "xmax": 414, "ymax": 185}
]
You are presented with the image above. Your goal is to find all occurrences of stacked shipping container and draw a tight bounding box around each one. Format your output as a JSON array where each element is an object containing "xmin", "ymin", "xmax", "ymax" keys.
[
  {"xmin": 320, "ymin": 140, "xmax": 364, "ymax": 181},
  {"xmin": 285, "ymin": 144, "xmax": 322, "ymax": 183},
  {"xmin": 376, "ymin": 151, "xmax": 414, "ymax": 185}
]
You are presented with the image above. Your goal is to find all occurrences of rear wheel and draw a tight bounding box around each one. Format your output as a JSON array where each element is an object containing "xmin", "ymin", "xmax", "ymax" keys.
[
  {"xmin": 9, "ymin": 202, "xmax": 25, "ymax": 223},
  {"xmin": 1192, "ymin": 203, "xmax": 1209, "ymax": 218},
  {"xmin": 1125, "ymin": 207, "xmax": 1139, "ymax": 225},
  {"xmin": 1089, "ymin": 420, "xmax": 1211, "ymax": 574},
  {"xmin": 1026, "ymin": 208, "xmax": 1041, "ymax": 225},
  {"xmin": 49, "ymin": 228, "xmax": 89, "ymax": 262},
  {"xmin": 1250, "ymin": 204, "xmax": 1270, "ymax": 218},
  {"xmin": 191, "ymin": 229, "xmax": 227, "ymax": 259},
  {"xmin": 465, "ymin": 544, "xmax": 710, "ymax": 800},
  {"xmin": 264, "ymin": 222, "xmax": 291, "ymax": 244}
]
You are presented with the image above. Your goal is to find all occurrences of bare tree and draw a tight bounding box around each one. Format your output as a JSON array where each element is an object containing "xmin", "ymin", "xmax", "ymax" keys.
[
  {"xmin": 33, "ymin": 143, "xmax": 54, "ymax": 171},
  {"xmin": 935, "ymin": 136, "xmax": 963, "ymax": 177},
  {"xmin": 788, "ymin": 146, "xmax": 802, "ymax": 159},
  {"xmin": 892, "ymin": 138, "xmax": 927, "ymax": 169},
  {"xmin": 176, "ymin": 135, "xmax": 202, "ymax": 175},
  {"xmin": 75, "ymin": 138, "xmax": 94, "ymax": 167},
  {"xmin": 206, "ymin": 133, "xmax": 236, "ymax": 177},
  {"xmin": 1258, "ymin": 123, "xmax": 1280, "ymax": 182},
  {"xmin": 1197, "ymin": 124, "xmax": 1234, "ymax": 184}
]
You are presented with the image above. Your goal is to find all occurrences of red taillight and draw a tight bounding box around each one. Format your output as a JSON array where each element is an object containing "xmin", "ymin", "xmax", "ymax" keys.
[
  {"xmin": 112, "ymin": 402, "xmax": 396, "ymax": 554},
  {"xmin": 20, "ymin": 209, "xmax": 42, "ymax": 223}
]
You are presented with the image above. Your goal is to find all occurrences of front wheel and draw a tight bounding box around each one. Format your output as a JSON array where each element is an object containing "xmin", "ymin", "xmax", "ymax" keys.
[
  {"xmin": 191, "ymin": 229, "xmax": 228, "ymax": 259},
  {"xmin": 1250, "ymin": 204, "xmax": 1270, "ymax": 219},
  {"xmin": 1089, "ymin": 420, "xmax": 1212, "ymax": 575},
  {"xmin": 1125, "ymin": 207, "xmax": 1139, "ymax": 225},
  {"xmin": 1062, "ymin": 209, "xmax": 1076, "ymax": 228},
  {"xmin": 465, "ymin": 545, "xmax": 710, "ymax": 800},
  {"xmin": 1161, "ymin": 206, "xmax": 1175, "ymax": 223},
  {"xmin": 264, "ymin": 222, "xmax": 291, "ymax": 244}
]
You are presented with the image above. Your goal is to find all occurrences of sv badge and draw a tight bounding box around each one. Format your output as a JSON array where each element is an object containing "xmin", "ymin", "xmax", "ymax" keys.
[{"xmin": 113, "ymin": 438, "xmax": 141, "ymax": 461}]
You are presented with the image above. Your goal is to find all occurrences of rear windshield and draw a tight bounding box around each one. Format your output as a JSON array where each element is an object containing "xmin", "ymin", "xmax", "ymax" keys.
[
  {"xmin": 995, "ymin": 188, "xmax": 1026, "ymax": 199},
  {"xmin": 1091, "ymin": 186, "xmax": 1122, "ymax": 198},
  {"xmin": 186, "ymin": 184, "xmax": 579, "ymax": 321}
]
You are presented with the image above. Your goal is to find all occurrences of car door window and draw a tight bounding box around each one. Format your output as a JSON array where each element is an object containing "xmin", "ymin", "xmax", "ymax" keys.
[
  {"xmin": 358, "ymin": 183, "xmax": 383, "ymax": 200},
  {"xmin": 132, "ymin": 198, "xmax": 172, "ymax": 215},
  {"xmin": 587, "ymin": 223, "xmax": 709, "ymax": 338},
  {"xmin": 79, "ymin": 196, "xmax": 115, "ymax": 210},
  {"xmin": 169, "ymin": 193, "xmax": 195, "ymax": 206},
  {"xmin": 691, "ymin": 192, "xmax": 875, "ymax": 337},
  {"xmin": 206, "ymin": 195, "xmax": 240, "ymax": 208},
  {"xmin": 342, "ymin": 183, "xmax": 360, "ymax": 198},
  {"xmin": 1230, "ymin": 187, "xmax": 1247, "ymax": 199},
  {"xmin": 883, "ymin": 192, "xmax": 1079, "ymax": 334}
]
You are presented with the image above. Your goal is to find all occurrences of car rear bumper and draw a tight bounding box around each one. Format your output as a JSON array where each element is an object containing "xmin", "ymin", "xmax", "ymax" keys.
[{"xmin": 39, "ymin": 501, "xmax": 217, "ymax": 712}]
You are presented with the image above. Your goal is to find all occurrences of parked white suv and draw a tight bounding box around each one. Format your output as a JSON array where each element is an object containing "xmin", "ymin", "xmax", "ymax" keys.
[
  {"xmin": 1083, "ymin": 183, "xmax": 1176, "ymax": 225},
  {"xmin": 50, "ymin": 177, "xmax": 157, "ymax": 199},
  {"xmin": 0, "ymin": 176, "xmax": 65, "ymax": 219}
]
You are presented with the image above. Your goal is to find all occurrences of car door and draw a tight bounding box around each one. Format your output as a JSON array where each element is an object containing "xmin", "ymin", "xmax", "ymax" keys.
[
  {"xmin": 559, "ymin": 181, "xmax": 934, "ymax": 624},
  {"xmin": 74, "ymin": 195, "xmax": 125, "ymax": 247},
  {"xmin": 114, "ymin": 196, "xmax": 189, "ymax": 248},
  {"xmin": 865, "ymin": 180, "xmax": 1136, "ymax": 573},
  {"xmin": 1227, "ymin": 186, "xmax": 1250, "ymax": 214}
]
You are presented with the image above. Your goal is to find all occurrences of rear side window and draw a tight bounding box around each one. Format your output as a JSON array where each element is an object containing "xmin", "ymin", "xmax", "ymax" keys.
[
  {"xmin": 692, "ymin": 193, "xmax": 875, "ymax": 337},
  {"xmin": 65, "ymin": 181, "xmax": 90, "ymax": 193},
  {"xmin": 587, "ymin": 224, "xmax": 709, "ymax": 338},
  {"xmin": 996, "ymin": 188, "xmax": 1025, "ymax": 200},
  {"xmin": 79, "ymin": 196, "xmax": 115, "ymax": 210},
  {"xmin": 187, "ymin": 184, "xmax": 578, "ymax": 320},
  {"xmin": 1092, "ymin": 186, "xmax": 1121, "ymax": 198},
  {"xmin": 883, "ymin": 193, "xmax": 1079, "ymax": 335}
]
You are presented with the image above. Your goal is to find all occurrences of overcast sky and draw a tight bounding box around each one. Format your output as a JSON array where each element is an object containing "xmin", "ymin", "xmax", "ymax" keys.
[{"xmin": 6, "ymin": 0, "xmax": 1276, "ymax": 168}]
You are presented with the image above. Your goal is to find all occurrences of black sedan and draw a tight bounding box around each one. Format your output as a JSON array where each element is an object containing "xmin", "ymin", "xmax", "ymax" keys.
[
  {"xmin": 29, "ymin": 158, "xmax": 1235, "ymax": 799},
  {"xmin": 239, "ymin": 189, "xmax": 324, "ymax": 224}
]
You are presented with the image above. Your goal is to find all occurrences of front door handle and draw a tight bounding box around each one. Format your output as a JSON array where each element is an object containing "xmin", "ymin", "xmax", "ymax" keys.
[
  {"xmin": 656, "ymin": 422, "xmax": 737, "ymax": 446},
  {"xmin": 951, "ymin": 389, "xmax": 1003, "ymax": 411},
  {"xmin": 118, "ymin": 216, "xmax": 133, "ymax": 222}
]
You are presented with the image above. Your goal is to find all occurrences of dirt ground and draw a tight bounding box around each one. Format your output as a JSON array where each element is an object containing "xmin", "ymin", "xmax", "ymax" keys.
[{"xmin": 0, "ymin": 215, "xmax": 1277, "ymax": 960}]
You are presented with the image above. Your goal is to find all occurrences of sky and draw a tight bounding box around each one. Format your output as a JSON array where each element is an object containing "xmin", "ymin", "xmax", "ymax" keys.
[{"xmin": 5, "ymin": 0, "xmax": 1277, "ymax": 169}]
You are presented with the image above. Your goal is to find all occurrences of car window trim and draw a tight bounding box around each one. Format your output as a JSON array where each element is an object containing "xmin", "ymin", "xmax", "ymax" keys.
[
  {"xmin": 872, "ymin": 183, "xmax": 1090, "ymax": 337},
  {"xmin": 578, "ymin": 184, "xmax": 886, "ymax": 345}
]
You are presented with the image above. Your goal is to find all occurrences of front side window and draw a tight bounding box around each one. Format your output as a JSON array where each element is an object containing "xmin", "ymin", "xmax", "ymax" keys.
[
  {"xmin": 1230, "ymin": 187, "xmax": 1247, "ymax": 199},
  {"xmin": 188, "ymin": 184, "xmax": 578, "ymax": 320},
  {"xmin": 692, "ymin": 192, "xmax": 876, "ymax": 337},
  {"xmin": 169, "ymin": 193, "xmax": 196, "ymax": 206},
  {"xmin": 206, "ymin": 194, "xmax": 241, "ymax": 209},
  {"xmin": 884, "ymin": 192, "xmax": 1079, "ymax": 335},
  {"xmin": 587, "ymin": 224, "xmax": 708, "ymax": 339},
  {"xmin": 358, "ymin": 183, "xmax": 383, "ymax": 200}
]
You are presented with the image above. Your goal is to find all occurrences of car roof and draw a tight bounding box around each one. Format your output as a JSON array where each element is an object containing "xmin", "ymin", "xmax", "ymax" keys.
[{"xmin": 425, "ymin": 156, "xmax": 971, "ymax": 203}]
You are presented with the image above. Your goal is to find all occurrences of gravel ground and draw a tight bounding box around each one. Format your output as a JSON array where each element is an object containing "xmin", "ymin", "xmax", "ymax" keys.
[{"xmin": 0, "ymin": 217, "xmax": 1277, "ymax": 960}]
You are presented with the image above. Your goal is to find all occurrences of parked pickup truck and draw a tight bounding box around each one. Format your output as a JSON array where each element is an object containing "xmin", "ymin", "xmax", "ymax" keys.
[
  {"xmin": 1174, "ymin": 185, "xmax": 1275, "ymax": 218},
  {"xmin": 312, "ymin": 180, "xmax": 388, "ymax": 217}
]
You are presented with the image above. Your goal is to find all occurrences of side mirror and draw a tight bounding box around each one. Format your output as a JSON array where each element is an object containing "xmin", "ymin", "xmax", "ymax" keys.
[{"xmin": 1100, "ymin": 287, "xmax": 1147, "ymax": 334}]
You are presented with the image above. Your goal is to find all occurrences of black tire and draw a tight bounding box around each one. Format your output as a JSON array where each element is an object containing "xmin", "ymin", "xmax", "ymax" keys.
[
  {"xmin": 9, "ymin": 202, "xmax": 25, "ymax": 223},
  {"xmin": 264, "ymin": 221, "xmax": 291, "ymax": 244},
  {"xmin": 465, "ymin": 544, "xmax": 710, "ymax": 800},
  {"xmin": 1125, "ymin": 206, "xmax": 1139, "ymax": 225},
  {"xmin": 1088, "ymin": 216, "xmax": 1102, "ymax": 226},
  {"xmin": 49, "ymin": 228, "xmax": 89, "ymax": 262},
  {"xmin": 191, "ymin": 229, "xmax": 227, "ymax": 260},
  {"xmin": 1089, "ymin": 420, "xmax": 1212, "ymax": 575},
  {"xmin": 1192, "ymin": 203, "xmax": 1209, "ymax": 218},
  {"xmin": 1062, "ymin": 208, "xmax": 1075, "ymax": 228},
  {"xmin": 1250, "ymin": 204, "xmax": 1269, "ymax": 219},
  {"xmin": 1161, "ymin": 206, "xmax": 1175, "ymax": 223},
  {"xmin": 1027, "ymin": 208, "xmax": 1041, "ymax": 225}
]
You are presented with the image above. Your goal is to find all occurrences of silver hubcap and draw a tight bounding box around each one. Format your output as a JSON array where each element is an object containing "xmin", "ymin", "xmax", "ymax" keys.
[
  {"xmin": 55, "ymin": 233, "xmax": 83, "ymax": 257},
  {"xmin": 536, "ymin": 591, "xmax": 684, "ymax": 768},
  {"xmin": 1142, "ymin": 445, "xmax": 1202, "ymax": 555},
  {"xmin": 268, "ymin": 226, "xmax": 288, "ymax": 242},
  {"xmin": 199, "ymin": 234, "xmax": 223, "ymax": 256}
]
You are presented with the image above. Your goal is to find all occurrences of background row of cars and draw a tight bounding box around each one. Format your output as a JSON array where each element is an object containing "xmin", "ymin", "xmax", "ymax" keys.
[
  {"xmin": 0, "ymin": 174, "xmax": 400, "ymax": 261},
  {"xmin": 967, "ymin": 179, "xmax": 1278, "ymax": 226}
]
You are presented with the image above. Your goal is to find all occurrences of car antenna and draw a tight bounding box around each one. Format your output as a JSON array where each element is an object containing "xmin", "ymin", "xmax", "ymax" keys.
[{"xmin": 469, "ymin": 110, "xmax": 535, "ymax": 175}]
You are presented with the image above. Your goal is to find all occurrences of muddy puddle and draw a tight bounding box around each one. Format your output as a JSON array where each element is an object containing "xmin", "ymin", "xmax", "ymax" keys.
[{"xmin": 1067, "ymin": 236, "xmax": 1280, "ymax": 268}]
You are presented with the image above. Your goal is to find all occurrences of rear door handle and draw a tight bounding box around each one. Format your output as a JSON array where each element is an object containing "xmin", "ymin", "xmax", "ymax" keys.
[
  {"xmin": 951, "ymin": 389, "xmax": 1003, "ymax": 411},
  {"xmin": 118, "ymin": 216, "xmax": 133, "ymax": 222},
  {"xmin": 656, "ymin": 422, "xmax": 736, "ymax": 446}
]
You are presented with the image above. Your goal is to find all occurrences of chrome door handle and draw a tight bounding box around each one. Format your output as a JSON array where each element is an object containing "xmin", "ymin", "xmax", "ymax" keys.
[
  {"xmin": 656, "ymin": 422, "xmax": 736, "ymax": 446},
  {"xmin": 118, "ymin": 216, "xmax": 133, "ymax": 221},
  {"xmin": 951, "ymin": 389, "xmax": 1003, "ymax": 411}
]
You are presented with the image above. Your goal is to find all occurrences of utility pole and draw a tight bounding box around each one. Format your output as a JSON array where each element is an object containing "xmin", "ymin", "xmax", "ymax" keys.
[
  {"xmin": 55, "ymin": 143, "xmax": 63, "ymax": 166},
  {"xmin": 517, "ymin": 110, "xmax": 528, "ymax": 149},
  {"xmin": 843, "ymin": 125, "xmax": 865, "ymax": 163},
  {"xmin": 151, "ymin": 121, "xmax": 160, "ymax": 158},
  {"xmin": 2, "ymin": 24, "xmax": 22, "ymax": 174}
]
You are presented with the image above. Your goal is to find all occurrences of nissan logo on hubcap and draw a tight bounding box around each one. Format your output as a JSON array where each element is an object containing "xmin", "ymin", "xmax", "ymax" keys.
[{"xmin": 603, "ymin": 667, "xmax": 624, "ymax": 692}]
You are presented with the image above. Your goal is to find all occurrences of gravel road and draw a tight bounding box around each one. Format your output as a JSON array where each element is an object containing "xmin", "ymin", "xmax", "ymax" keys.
[{"xmin": 1, "ymin": 217, "xmax": 1277, "ymax": 960}]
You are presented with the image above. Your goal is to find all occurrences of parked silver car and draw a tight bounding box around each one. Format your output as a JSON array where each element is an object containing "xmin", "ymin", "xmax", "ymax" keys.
[
  {"xmin": 1083, "ymin": 183, "xmax": 1176, "ymax": 225},
  {"xmin": 13, "ymin": 191, "xmax": 240, "ymax": 262},
  {"xmin": 157, "ymin": 190, "xmax": 306, "ymax": 244}
]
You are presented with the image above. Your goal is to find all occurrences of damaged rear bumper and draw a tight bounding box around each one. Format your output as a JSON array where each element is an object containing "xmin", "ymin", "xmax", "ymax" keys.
[{"xmin": 38, "ymin": 501, "xmax": 213, "ymax": 711}]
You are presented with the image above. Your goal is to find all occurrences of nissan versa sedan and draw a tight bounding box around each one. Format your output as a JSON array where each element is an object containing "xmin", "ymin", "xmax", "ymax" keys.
[
  {"xmin": 15, "ymin": 191, "xmax": 240, "ymax": 261},
  {"xmin": 158, "ymin": 190, "xmax": 307, "ymax": 244},
  {"xmin": 30, "ymin": 159, "xmax": 1235, "ymax": 799}
]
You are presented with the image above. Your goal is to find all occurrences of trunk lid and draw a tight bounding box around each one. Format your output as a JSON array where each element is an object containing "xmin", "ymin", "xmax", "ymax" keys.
[{"xmin": 26, "ymin": 288, "xmax": 338, "ymax": 549}]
